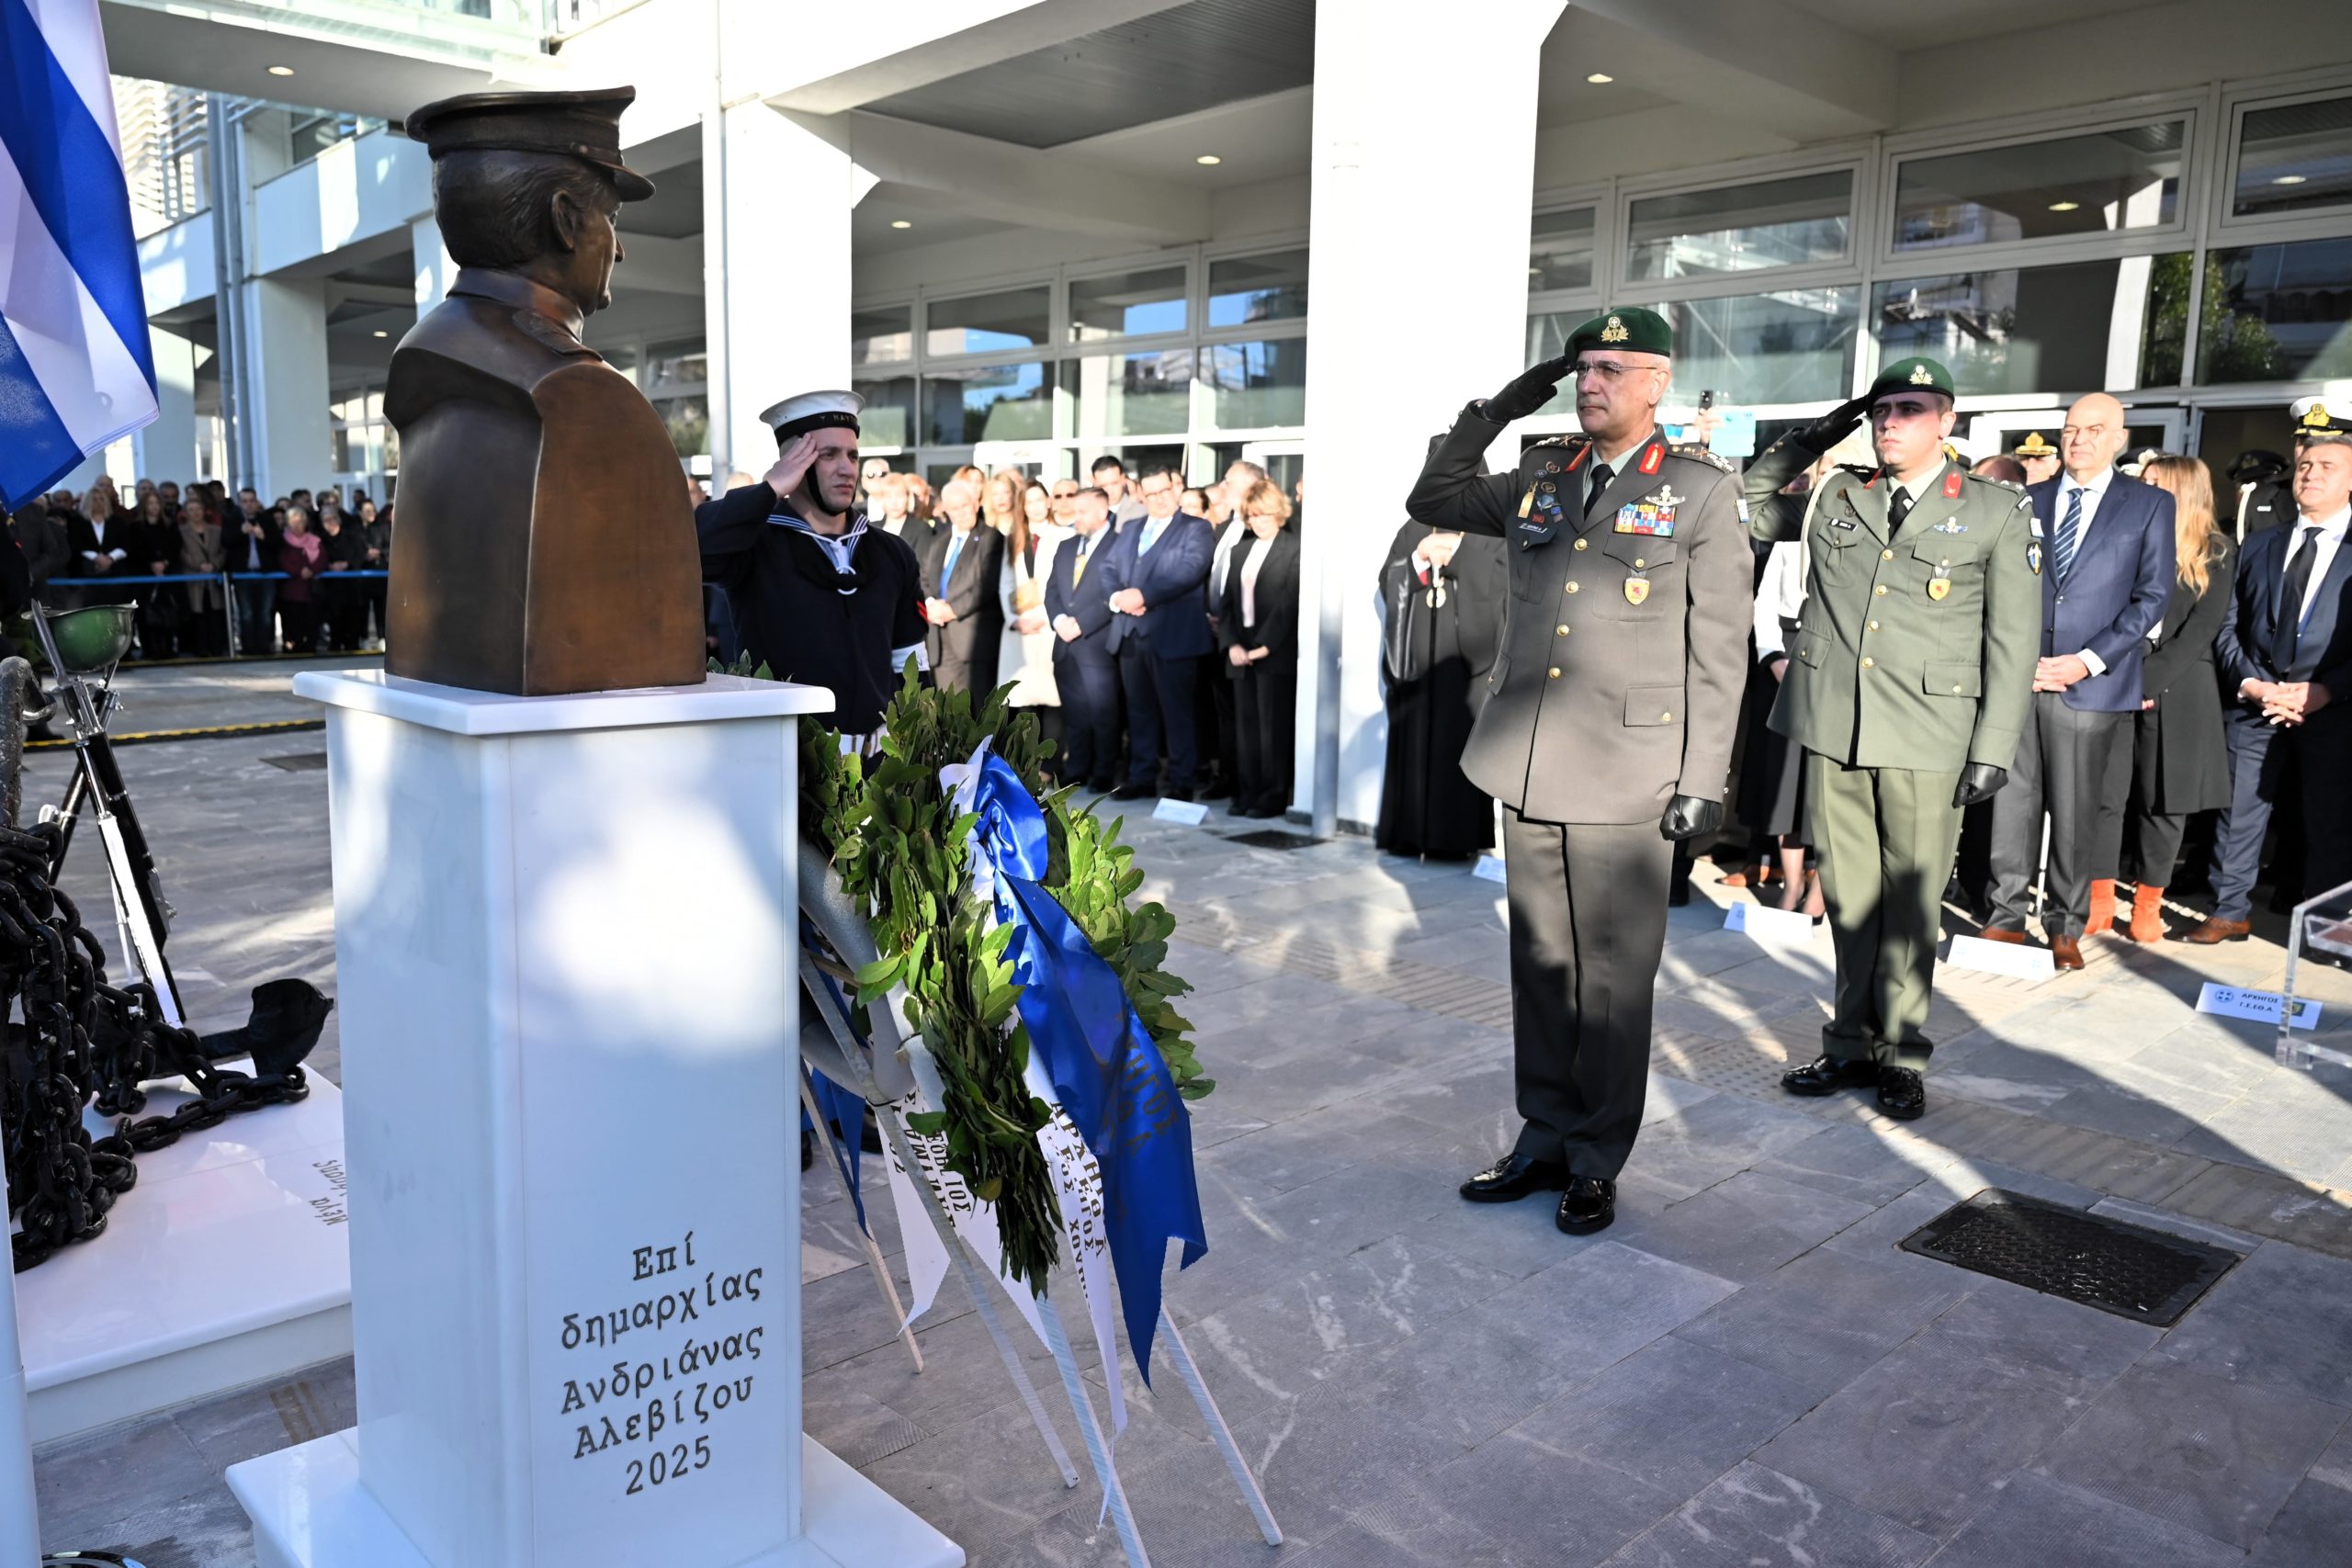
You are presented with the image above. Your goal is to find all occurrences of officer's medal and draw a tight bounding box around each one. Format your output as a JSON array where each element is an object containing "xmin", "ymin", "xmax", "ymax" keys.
[
  {"xmin": 1624, "ymin": 574, "xmax": 1651, "ymax": 606},
  {"xmin": 1928, "ymin": 571, "xmax": 1951, "ymax": 602}
]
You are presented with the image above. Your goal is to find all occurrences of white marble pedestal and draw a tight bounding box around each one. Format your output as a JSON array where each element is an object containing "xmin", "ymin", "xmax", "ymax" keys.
[{"xmin": 228, "ymin": 671, "xmax": 959, "ymax": 1568}]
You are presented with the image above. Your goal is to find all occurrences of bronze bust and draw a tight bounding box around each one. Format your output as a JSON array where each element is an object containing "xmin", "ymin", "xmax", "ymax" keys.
[{"xmin": 386, "ymin": 87, "xmax": 703, "ymax": 695}]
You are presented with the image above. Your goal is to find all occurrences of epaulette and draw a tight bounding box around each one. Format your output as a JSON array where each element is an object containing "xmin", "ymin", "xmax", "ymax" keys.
[
  {"xmin": 1668, "ymin": 444, "xmax": 1736, "ymax": 474},
  {"xmin": 1963, "ymin": 469, "xmax": 2023, "ymax": 493},
  {"xmin": 1531, "ymin": 434, "xmax": 1589, "ymax": 451},
  {"xmin": 1834, "ymin": 464, "xmax": 1877, "ymax": 482}
]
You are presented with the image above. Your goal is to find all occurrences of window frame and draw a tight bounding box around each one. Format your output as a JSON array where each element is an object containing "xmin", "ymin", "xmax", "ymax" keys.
[
  {"xmin": 1614, "ymin": 151, "xmax": 1871, "ymax": 302},
  {"xmin": 2214, "ymin": 76, "xmax": 2352, "ymax": 243}
]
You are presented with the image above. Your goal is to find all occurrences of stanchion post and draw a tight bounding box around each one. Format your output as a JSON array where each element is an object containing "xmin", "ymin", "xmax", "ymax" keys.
[{"xmin": 220, "ymin": 571, "xmax": 239, "ymax": 659}]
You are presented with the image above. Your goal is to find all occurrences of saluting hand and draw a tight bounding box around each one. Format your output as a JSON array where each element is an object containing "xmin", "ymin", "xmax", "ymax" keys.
[
  {"xmin": 763, "ymin": 433, "xmax": 821, "ymax": 503},
  {"xmin": 1801, "ymin": 392, "xmax": 1874, "ymax": 452},
  {"xmin": 1481, "ymin": 355, "xmax": 1572, "ymax": 424}
]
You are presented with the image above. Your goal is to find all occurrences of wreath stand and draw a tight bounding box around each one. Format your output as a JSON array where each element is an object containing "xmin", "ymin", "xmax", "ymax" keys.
[{"xmin": 797, "ymin": 849, "xmax": 1280, "ymax": 1567}]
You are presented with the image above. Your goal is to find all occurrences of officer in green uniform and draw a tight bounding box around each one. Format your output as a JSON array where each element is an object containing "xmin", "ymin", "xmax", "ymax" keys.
[
  {"xmin": 1743, "ymin": 358, "xmax": 2042, "ymax": 1119},
  {"xmin": 1408, "ymin": 308, "xmax": 1751, "ymax": 1235}
]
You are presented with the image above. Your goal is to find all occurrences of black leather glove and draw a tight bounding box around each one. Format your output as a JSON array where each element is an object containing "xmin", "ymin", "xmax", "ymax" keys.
[
  {"xmin": 1953, "ymin": 763, "xmax": 2007, "ymax": 807},
  {"xmin": 1659, "ymin": 794, "xmax": 1724, "ymax": 842},
  {"xmin": 1480, "ymin": 355, "xmax": 1572, "ymax": 425},
  {"xmin": 1800, "ymin": 391, "xmax": 1875, "ymax": 453}
]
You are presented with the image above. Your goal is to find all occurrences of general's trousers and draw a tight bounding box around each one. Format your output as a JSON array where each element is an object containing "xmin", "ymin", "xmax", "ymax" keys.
[
  {"xmin": 1988, "ymin": 692, "xmax": 2131, "ymax": 940},
  {"xmin": 1502, "ymin": 809, "xmax": 1673, "ymax": 1180},
  {"xmin": 1806, "ymin": 752, "xmax": 1963, "ymax": 1070}
]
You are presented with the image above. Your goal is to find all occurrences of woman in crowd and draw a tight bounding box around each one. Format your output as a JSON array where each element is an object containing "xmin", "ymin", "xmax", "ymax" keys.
[
  {"xmin": 999, "ymin": 479, "xmax": 1068, "ymax": 756},
  {"xmin": 131, "ymin": 489, "xmax": 183, "ymax": 658},
  {"xmin": 277, "ymin": 506, "xmax": 322, "ymax": 654},
  {"xmin": 358, "ymin": 498, "xmax": 391, "ymax": 648},
  {"xmin": 2113, "ymin": 455, "xmax": 2235, "ymax": 942},
  {"xmin": 1216, "ymin": 478, "xmax": 1301, "ymax": 819},
  {"xmin": 1738, "ymin": 535, "xmax": 1827, "ymax": 917},
  {"xmin": 316, "ymin": 502, "xmax": 369, "ymax": 652},
  {"xmin": 177, "ymin": 494, "xmax": 228, "ymax": 656},
  {"xmin": 982, "ymin": 470, "xmax": 1023, "ymax": 539}
]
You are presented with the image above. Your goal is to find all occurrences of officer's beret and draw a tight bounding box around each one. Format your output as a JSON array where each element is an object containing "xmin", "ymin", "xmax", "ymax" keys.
[
  {"xmin": 404, "ymin": 87, "xmax": 656, "ymax": 202},
  {"xmin": 1567, "ymin": 308, "xmax": 1672, "ymax": 358},
  {"xmin": 2292, "ymin": 400, "xmax": 2352, "ymax": 446},
  {"xmin": 2011, "ymin": 431, "xmax": 2058, "ymax": 459},
  {"xmin": 760, "ymin": 389, "xmax": 865, "ymax": 443},
  {"xmin": 1866, "ymin": 356, "xmax": 1955, "ymax": 403}
]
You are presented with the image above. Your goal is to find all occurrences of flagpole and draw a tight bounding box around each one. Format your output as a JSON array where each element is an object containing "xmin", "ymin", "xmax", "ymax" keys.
[{"xmin": 3, "ymin": 1186, "xmax": 41, "ymax": 1562}]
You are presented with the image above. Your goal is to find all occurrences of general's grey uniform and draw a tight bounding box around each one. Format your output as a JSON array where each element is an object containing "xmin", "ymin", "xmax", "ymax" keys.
[
  {"xmin": 1409, "ymin": 412, "xmax": 1750, "ymax": 1178},
  {"xmin": 1744, "ymin": 440, "xmax": 2042, "ymax": 1066}
]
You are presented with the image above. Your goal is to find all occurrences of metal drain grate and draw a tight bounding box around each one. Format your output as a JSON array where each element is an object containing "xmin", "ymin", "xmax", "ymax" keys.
[
  {"xmin": 1227, "ymin": 829, "xmax": 1317, "ymax": 851},
  {"xmin": 263, "ymin": 751, "xmax": 329, "ymax": 772},
  {"xmin": 1900, "ymin": 1190, "xmax": 2237, "ymax": 1326}
]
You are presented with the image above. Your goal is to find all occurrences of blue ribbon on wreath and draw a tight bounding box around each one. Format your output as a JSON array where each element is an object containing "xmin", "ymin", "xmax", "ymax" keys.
[{"xmin": 967, "ymin": 751, "xmax": 1206, "ymax": 1382}]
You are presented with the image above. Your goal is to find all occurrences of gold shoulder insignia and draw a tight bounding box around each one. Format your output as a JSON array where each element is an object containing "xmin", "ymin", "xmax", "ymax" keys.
[
  {"xmin": 1531, "ymin": 434, "xmax": 1590, "ymax": 451},
  {"xmin": 1668, "ymin": 444, "xmax": 1736, "ymax": 474}
]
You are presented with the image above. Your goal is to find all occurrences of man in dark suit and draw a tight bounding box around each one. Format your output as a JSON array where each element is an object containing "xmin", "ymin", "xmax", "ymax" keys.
[
  {"xmin": 919, "ymin": 477, "xmax": 1005, "ymax": 694},
  {"xmin": 2189, "ymin": 409, "xmax": 2352, "ymax": 942},
  {"xmin": 1046, "ymin": 487, "xmax": 1121, "ymax": 789},
  {"xmin": 1102, "ymin": 467, "xmax": 1214, "ymax": 800},
  {"xmin": 1984, "ymin": 393, "xmax": 2174, "ymax": 968}
]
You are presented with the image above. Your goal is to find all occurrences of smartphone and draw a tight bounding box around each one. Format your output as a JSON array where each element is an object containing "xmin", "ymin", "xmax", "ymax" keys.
[{"xmin": 1699, "ymin": 389, "xmax": 1715, "ymax": 412}]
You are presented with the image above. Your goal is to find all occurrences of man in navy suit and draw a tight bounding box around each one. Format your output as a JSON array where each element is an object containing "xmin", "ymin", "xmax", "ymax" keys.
[
  {"xmin": 1103, "ymin": 467, "xmax": 1215, "ymax": 799},
  {"xmin": 1046, "ymin": 487, "xmax": 1122, "ymax": 790},
  {"xmin": 2189, "ymin": 411, "xmax": 2352, "ymax": 942},
  {"xmin": 1984, "ymin": 394, "xmax": 2174, "ymax": 969}
]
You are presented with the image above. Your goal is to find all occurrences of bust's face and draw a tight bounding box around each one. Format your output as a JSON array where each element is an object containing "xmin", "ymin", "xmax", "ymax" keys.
[{"xmin": 556, "ymin": 179, "xmax": 626, "ymax": 316}]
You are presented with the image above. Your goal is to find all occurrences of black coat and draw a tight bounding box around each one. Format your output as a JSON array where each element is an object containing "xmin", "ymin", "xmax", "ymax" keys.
[
  {"xmin": 2132, "ymin": 536, "xmax": 2234, "ymax": 816},
  {"xmin": 1214, "ymin": 527, "xmax": 1301, "ymax": 665},
  {"xmin": 1375, "ymin": 521, "xmax": 1504, "ymax": 857},
  {"xmin": 920, "ymin": 523, "xmax": 1006, "ymax": 692}
]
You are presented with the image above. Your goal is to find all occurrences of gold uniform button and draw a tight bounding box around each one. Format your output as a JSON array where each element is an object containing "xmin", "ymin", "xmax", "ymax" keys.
[
  {"xmin": 1574, "ymin": 538, "xmax": 1589, "ymax": 551},
  {"xmin": 1951, "ymin": 684, "xmax": 1964, "ymax": 694},
  {"xmin": 1634, "ymin": 558, "xmax": 1646, "ymax": 570},
  {"xmin": 1882, "ymin": 548, "xmax": 1894, "ymax": 560},
  {"xmin": 1660, "ymin": 711, "xmax": 1673, "ymax": 721},
  {"xmin": 1555, "ymin": 624, "xmax": 1570, "ymax": 636},
  {"xmin": 1548, "ymin": 666, "xmax": 1562, "ymax": 679},
  {"xmin": 1867, "ymin": 619, "xmax": 1879, "ymax": 631},
  {"xmin": 1861, "ymin": 657, "xmax": 1875, "ymax": 669},
  {"xmin": 1874, "ymin": 584, "xmax": 1887, "ymax": 597},
  {"xmin": 1566, "ymin": 581, "xmax": 1580, "ymax": 593}
]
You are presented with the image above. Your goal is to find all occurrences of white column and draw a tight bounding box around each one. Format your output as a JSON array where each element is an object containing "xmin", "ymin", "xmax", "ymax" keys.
[
  {"xmin": 245, "ymin": 276, "xmax": 332, "ymax": 502},
  {"xmin": 704, "ymin": 101, "xmax": 856, "ymax": 482},
  {"xmin": 1297, "ymin": 0, "xmax": 1566, "ymax": 832},
  {"xmin": 412, "ymin": 215, "xmax": 458, "ymax": 316},
  {"xmin": 131, "ymin": 326, "xmax": 199, "ymax": 483}
]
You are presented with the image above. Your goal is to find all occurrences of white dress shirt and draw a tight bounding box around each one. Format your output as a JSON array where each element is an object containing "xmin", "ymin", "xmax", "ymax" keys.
[
  {"xmin": 1238, "ymin": 534, "xmax": 1275, "ymax": 629},
  {"xmin": 1753, "ymin": 540, "xmax": 1808, "ymax": 660},
  {"xmin": 1210, "ymin": 517, "xmax": 1248, "ymax": 604}
]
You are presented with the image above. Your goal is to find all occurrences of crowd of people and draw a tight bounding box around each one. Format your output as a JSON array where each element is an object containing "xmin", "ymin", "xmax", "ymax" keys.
[{"xmin": 5, "ymin": 476, "xmax": 392, "ymax": 658}]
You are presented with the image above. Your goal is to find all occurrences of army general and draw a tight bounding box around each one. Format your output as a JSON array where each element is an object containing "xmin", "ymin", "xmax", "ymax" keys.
[
  {"xmin": 1408, "ymin": 309, "xmax": 1750, "ymax": 1236},
  {"xmin": 1742, "ymin": 358, "xmax": 2042, "ymax": 1121}
]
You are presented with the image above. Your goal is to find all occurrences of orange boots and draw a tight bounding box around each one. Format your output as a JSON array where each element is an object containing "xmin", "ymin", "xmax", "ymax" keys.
[
  {"xmin": 2128, "ymin": 884, "xmax": 2166, "ymax": 942},
  {"xmin": 2086, "ymin": 879, "xmax": 2118, "ymax": 937}
]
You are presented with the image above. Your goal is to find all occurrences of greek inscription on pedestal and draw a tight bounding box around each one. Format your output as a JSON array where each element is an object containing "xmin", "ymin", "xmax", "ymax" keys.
[{"xmin": 555, "ymin": 1229, "xmax": 768, "ymax": 1496}]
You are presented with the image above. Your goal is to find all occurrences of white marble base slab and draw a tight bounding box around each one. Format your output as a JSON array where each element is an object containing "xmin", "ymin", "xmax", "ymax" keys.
[
  {"xmin": 229, "ymin": 1430, "xmax": 963, "ymax": 1568},
  {"xmin": 1943, "ymin": 933, "xmax": 2057, "ymax": 982},
  {"xmin": 17, "ymin": 1064, "xmax": 350, "ymax": 1442}
]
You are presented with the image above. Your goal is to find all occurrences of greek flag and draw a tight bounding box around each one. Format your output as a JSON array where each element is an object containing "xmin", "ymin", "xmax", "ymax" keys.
[{"xmin": 0, "ymin": 0, "xmax": 157, "ymax": 510}]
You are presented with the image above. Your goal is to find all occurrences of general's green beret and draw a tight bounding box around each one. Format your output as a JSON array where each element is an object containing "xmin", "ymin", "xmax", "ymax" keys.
[
  {"xmin": 1866, "ymin": 356, "xmax": 1956, "ymax": 402},
  {"xmin": 1567, "ymin": 307, "xmax": 1672, "ymax": 358}
]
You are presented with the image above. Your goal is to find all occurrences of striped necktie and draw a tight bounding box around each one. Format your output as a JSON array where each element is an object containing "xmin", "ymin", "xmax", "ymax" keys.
[{"xmin": 2052, "ymin": 487, "xmax": 2085, "ymax": 583}]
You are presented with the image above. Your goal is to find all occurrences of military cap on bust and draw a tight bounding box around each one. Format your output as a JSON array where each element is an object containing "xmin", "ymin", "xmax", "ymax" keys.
[
  {"xmin": 403, "ymin": 87, "xmax": 656, "ymax": 201},
  {"xmin": 1866, "ymin": 356, "xmax": 1956, "ymax": 402},
  {"xmin": 759, "ymin": 389, "xmax": 864, "ymax": 443},
  {"xmin": 2011, "ymin": 431, "xmax": 2058, "ymax": 460},
  {"xmin": 2293, "ymin": 400, "xmax": 2351, "ymax": 446},
  {"xmin": 1568, "ymin": 307, "xmax": 1672, "ymax": 357}
]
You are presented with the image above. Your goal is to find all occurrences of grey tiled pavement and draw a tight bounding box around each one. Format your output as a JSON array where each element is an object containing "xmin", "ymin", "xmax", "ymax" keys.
[{"xmin": 25, "ymin": 660, "xmax": 2352, "ymax": 1564}]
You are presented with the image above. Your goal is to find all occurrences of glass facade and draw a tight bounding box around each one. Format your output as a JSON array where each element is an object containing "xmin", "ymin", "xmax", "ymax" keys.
[
  {"xmin": 853, "ymin": 304, "xmax": 915, "ymax": 366},
  {"xmin": 1874, "ymin": 255, "xmax": 2188, "ymax": 395},
  {"xmin": 925, "ymin": 287, "xmax": 1052, "ymax": 355},
  {"xmin": 922, "ymin": 363, "xmax": 1053, "ymax": 445},
  {"xmin": 2233, "ymin": 95, "xmax": 2352, "ymax": 219},
  {"xmin": 2199, "ymin": 239, "xmax": 2352, "ymax": 382},
  {"xmin": 1068, "ymin": 267, "xmax": 1188, "ymax": 341},
  {"xmin": 1066, "ymin": 350, "xmax": 1193, "ymax": 438},
  {"xmin": 1651, "ymin": 288, "xmax": 1860, "ymax": 405},
  {"xmin": 1894, "ymin": 121, "xmax": 2183, "ymax": 251},
  {"xmin": 1625, "ymin": 171, "xmax": 1852, "ymax": 281},
  {"xmin": 1201, "ymin": 339, "xmax": 1307, "ymax": 431},
  {"xmin": 1207, "ymin": 250, "xmax": 1307, "ymax": 328},
  {"xmin": 1531, "ymin": 207, "xmax": 1597, "ymax": 292}
]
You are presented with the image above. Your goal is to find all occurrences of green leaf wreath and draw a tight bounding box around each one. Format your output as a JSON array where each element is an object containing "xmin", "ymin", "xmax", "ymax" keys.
[{"xmin": 774, "ymin": 659, "xmax": 1213, "ymax": 1292}]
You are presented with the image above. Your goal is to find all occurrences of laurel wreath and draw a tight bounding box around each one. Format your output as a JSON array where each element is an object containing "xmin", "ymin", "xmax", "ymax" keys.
[{"xmin": 781, "ymin": 660, "xmax": 1212, "ymax": 1292}]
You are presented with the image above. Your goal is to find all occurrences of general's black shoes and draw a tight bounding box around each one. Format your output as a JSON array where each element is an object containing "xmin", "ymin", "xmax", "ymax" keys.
[
  {"xmin": 1555, "ymin": 1176, "xmax": 1615, "ymax": 1235},
  {"xmin": 1781, "ymin": 1054, "xmax": 1882, "ymax": 1097},
  {"xmin": 1459, "ymin": 1153, "xmax": 1569, "ymax": 1203},
  {"xmin": 1876, "ymin": 1066, "xmax": 1927, "ymax": 1121}
]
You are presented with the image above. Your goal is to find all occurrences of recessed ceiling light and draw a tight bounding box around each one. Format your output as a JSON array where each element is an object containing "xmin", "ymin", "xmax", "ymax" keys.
[
  {"xmin": 372, "ymin": 330, "xmax": 388, "ymax": 338},
  {"xmin": 2048, "ymin": 200, "xmax": 2080, "ymax": 212},
  {"xmin": 2274, "ymin": 174, "xmax": 2309, "ymax": 186},
  {"xmin": 1587, "ymin": 73, "xmax": 1613, "ymax": 85},
  {"xmin": 889, "ymin": 220, "xmax": 912, "ymax": 230},
  {"xmin": 266, "ymin": 64, "xmax": 294, "ymax": 76},
  {"xmin": 1195, "ymin": 154, "xmax": 1222, "ymax": 166}
]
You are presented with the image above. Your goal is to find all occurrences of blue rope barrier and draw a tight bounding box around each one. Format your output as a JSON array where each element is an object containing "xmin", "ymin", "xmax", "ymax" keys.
[{"xmin": 45, "ymin": 570, "xmax": 390, "ymax": 586}]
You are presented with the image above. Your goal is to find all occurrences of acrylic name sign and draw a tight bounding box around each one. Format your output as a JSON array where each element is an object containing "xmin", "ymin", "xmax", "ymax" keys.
[{"xmin": 2196, "ymin": 983, "xmax": 2321, "ymax": 1030}]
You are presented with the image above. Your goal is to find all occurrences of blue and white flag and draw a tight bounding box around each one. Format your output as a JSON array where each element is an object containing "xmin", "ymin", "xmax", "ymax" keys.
[{"xmin": 0, "ymin": 0, "xmax": 157, "ymax": 509}]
